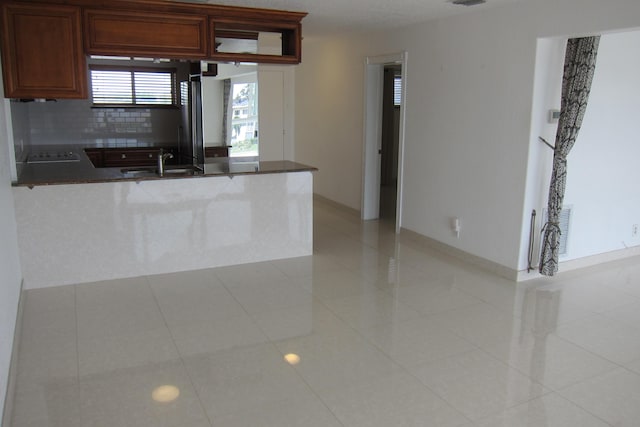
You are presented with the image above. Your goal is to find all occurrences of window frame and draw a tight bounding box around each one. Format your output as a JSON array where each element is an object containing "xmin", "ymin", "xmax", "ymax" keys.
[{"xmin": 89, "ymin": 64, "xmax": 178, "ymax": 108}]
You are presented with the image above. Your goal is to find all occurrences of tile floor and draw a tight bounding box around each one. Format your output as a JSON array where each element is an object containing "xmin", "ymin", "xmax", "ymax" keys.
[{"xmin": 9, "ymin": 199, "xmax": 640, "ymax": 426}]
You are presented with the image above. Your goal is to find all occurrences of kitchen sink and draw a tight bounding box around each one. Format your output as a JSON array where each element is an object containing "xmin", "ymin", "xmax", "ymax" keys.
[
  {"xmin": 121, "ymin": 167, "xmax": 156, "ymax": 176},
  {"xmin": 164, "ymin": 167, "xmax": 200, "ymax": 175},
  {"xmin": 120, "ymin": 165, "xmax": 202, "ymax": 177}
]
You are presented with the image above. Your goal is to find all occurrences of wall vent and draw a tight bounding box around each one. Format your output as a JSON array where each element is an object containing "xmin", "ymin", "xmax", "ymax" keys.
[
  {"xmin": 542, "ymin": 206, "xmax": 572, "ymax": 256},
  {"xmin": 451, "ymin": 0, "xmax": 487, "ymax": 6}
]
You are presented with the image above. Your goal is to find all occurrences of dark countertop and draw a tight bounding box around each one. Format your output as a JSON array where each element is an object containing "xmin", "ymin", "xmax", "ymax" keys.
[{"xmin": 13, "ymin": 145, "xmax": 317, "ymax": 187}]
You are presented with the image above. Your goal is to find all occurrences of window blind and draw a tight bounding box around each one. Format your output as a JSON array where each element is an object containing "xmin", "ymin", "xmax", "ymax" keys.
[
  {"xmin": 90, "ymin": 68, "xmax": 176, "ymax": 106},
  {"xmin": 394, "ymin": 76, "xmax": 402, "ymax": 106},
  {"xmin": 134, "ymin": 72, "xmax": 173, "ymax": 105},
  {"xmin": 91, "ymin": 70, "xmax": 133, "ymax": 104}
]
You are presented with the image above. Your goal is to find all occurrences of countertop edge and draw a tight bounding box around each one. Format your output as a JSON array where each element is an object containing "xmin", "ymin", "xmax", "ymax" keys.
[{"xmin": 13, "ymin": 145, "xmax": 317, "ymax": 187}]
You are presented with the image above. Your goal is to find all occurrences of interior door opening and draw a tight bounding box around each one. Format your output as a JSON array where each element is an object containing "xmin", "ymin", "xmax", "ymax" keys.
[
  {"xmin": 361, "ymin": 52, "xmax": 407, "ymax": 232},
  {"xmin": 379, "ymin": 65, "xmax": 402, "ymax": 222}
]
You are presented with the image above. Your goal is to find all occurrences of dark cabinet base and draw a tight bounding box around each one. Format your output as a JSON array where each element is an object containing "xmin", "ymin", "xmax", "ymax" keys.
[
  {"xmin": 85, "ymin": 147, "xmax": 177, "ymax": 168},
  {"xmin": 204, "ymin": 146, "xmax": 229, "ymax": 158}
]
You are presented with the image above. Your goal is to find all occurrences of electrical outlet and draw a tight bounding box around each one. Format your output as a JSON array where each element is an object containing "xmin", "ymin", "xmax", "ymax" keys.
[{"xmin": 633, "ymin": 224, "xmax": 639, "ymax": 238}]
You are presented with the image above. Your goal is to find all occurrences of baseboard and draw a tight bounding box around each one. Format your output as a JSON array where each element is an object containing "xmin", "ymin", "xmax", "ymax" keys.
[
  {"xmin": 2, "ymin": 278, "xmax": 24, "ymax": 427},
  {"xmin": 312, "ymin": 196, "xmax": 640, "ymax": 282},
  {"xmin": 399, "ymin": 228, "xmax": 519, "ymax": 281},
  {"xmin": 517, "ymin": 245, "xmax": 640, "ymax": 281},
  {"xmin": 313, "ymin": 193, "xmax": 360, "ymax": 218},
  {"xmin": 313, "ymin": 196, "xmax": 519, "ymax": 279}
]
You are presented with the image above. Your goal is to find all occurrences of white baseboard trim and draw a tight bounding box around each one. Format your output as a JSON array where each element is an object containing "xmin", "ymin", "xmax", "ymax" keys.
[
  {"xmin": 517, "ymin": 245, "xmax": 640, "ymax": 281},
  {"xmin": 312, "ymin": 196, "xmax": 640, "ymax": 282},
  {"xmin": 399, "ymin": 228, "xmax": 519, "ymax": 281},
  {"xmin": 2, "ymin": 278, "xmax": 24, "ymax": 427},
  {"xmin": 313, "ymin": 193, "xmax": 360, "ymax": 218}
]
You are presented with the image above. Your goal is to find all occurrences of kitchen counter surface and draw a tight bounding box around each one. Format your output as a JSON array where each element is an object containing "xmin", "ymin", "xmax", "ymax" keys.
[{"xmin": 14, "ymin": 145, "xmax": 317, "ymax": 187}]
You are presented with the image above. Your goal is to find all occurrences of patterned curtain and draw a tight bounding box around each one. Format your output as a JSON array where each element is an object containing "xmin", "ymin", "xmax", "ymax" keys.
[
  {"xmin": 539, "ymin": 36, "xmax": 600, "ymax": 276},
  {"xmin": 221, "ymin": 79, "xmax": 231, "ymax": 145}
]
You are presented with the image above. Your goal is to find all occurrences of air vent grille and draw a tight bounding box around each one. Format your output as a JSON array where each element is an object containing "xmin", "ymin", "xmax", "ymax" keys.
[
  {"xmin": 542, "ymin": 206, "xmax": 572, "ymax": 256},
  {"xmin": 451, "ymin": 0, "xmax": 487, "ymax": 6}
]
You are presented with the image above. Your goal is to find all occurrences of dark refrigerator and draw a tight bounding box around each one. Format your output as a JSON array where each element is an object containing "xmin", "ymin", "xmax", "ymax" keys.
[{"xmin": 179, "ymin": 77, "xmax": 205, "ymax": 169}]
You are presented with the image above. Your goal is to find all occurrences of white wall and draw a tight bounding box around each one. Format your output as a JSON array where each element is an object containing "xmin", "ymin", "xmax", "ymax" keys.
[
  {"xmin": 521, "ymin": 37, "xmax": 566, "ymax": 270},
  {"xmin": 0, "ymin": 67, "xmax": 23, "ymax": 423},
  {"xmin": 259, "ymin": 65, "xmax": 295, "ymax": 161},
  {"xmin": 201, "ymin": 77, "xmax": 224, "ymax": 147},
  {"xmin": 523, "ymin": 31, "xmax": 640, "ymax": 271},
  {"xmin": 295, "ymin": 0, "xmax": 640, "ymax": 271},
  {"xmin": 258, "ymin": 68, "xmax": 285, "ymax": 161},
  {"xmin": 561, "ymin": 31, "xmax": 640, "ymax": 259},
  {"xmin": 295, "ymin": 35, "xmax": 370, "ymax": 209}
]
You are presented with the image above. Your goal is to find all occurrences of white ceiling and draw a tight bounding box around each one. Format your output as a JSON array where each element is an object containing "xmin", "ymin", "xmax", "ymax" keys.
[{"xmin": 186, "ymin": 0, "xmax": 525, "ymax": 35}]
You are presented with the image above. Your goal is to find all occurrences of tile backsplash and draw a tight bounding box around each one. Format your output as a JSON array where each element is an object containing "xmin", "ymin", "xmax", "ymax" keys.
[
  {"xmin": 11, "ymin": 98, "xmax": 181, "ymax": 149},
  {"xmin": 85, "ymin": 109, "xmax": 152, "ymax": 135}
]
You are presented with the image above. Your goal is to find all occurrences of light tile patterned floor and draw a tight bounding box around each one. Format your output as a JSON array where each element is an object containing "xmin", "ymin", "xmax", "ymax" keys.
[{"xmin": 10, "ymin": 199, "xmax": 640, "ymax": 426}]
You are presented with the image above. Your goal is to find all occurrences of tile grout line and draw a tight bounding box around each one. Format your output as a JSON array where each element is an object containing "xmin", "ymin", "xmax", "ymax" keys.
[
  {"xmin": 218, "ymin": 265, "xmax": 350, "ymax": 427},
  {"xmin": 553, "ymin": 387, "xmax": 617, "ymax": 427},
  {"xmin": 305, "ymin": 290, "xmax": 475, "ymax": 426},
  {"xmin": 72, "ymin": 283, "xmax": 82, "ymax": 427},
  {"xmin": 265, "ymin": 235, "xmax": 482, "ymax": 424},
  {"xmin": 144, "ymin": 274, "xmax": 217, "ymax": 427}
]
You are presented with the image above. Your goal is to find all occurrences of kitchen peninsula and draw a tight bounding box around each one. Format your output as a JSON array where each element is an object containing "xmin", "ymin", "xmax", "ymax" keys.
[
  {"xmin": 13, "ymin": 152, "xmax": 316, "ymax": 289},
  {"xmin": 3, "ymin": 0, "xmax": 312, "ymax": 289}
]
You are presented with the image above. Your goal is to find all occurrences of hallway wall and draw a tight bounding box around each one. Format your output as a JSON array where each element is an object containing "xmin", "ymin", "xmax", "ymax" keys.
[{"xmin": 295, "ymin": 0, "xmax": 640, "ymax": 272}]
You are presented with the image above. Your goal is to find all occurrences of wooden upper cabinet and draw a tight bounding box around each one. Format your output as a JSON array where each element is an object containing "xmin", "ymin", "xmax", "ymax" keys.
[
  {"xmin": 0, "ymin": 3, "xmax": 87, "ymax": 99},
  {"xmin": 209, "ymin": 7, "xmax": 306, "ymax": 64},
  {"xmin": 210, "ymin": 18, "xmax": 303, "ymax": 64},
  {"xmin": 0, "ymin": 1, "xmax": 306, "ymax": 98},
  {"xmin": 84, "ymin": 9, "xmax": 207, "ymax": 59}
]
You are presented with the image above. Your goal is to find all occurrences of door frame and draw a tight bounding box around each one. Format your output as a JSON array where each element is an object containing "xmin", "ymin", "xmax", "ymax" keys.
[{"xmin": 361, "ymin": 52, "xmax": 408, "ymax": 233}]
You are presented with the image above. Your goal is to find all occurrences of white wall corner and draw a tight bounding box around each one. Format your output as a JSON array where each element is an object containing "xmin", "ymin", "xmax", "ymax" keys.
[
  {"xmin": 400, "ymin": 228, "xmax": 519, "ymax": 281},
  {"xmin": 1, "ymin": 279, "xmax": 24, "ymax": 427}
]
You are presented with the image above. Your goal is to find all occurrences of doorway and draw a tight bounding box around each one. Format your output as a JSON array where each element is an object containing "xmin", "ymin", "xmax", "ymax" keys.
[
  {"xmin": 379, "ymin": 65, "xmax": 402, "ymax": 222},
  {"xmin": 362, "ymin": 52, "xmax": 407, "ymax": 232}
]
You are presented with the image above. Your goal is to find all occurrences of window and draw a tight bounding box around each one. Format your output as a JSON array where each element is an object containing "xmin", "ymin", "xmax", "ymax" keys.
[
  {"xmin": 90, "ymin": 65, "xmax": 177, "ymax": 107},
  {"xmin": 229, "ymin": 82, "xmax": 258, "ymax": 157},
  {"xmin": 394, "ymin": 76, "xmax": 402, "ymax": 106}
]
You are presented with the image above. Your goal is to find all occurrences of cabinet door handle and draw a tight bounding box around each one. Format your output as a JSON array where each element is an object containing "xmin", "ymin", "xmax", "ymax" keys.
[{"xmin": 148, "ymin": 153, "xmax": 153, "ymax": 158}]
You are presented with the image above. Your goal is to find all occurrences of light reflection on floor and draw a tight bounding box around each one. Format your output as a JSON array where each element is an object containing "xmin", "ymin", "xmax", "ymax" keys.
[{"xmin": 10, "ymin": 199, "xmax": 640, "ymax": 426}]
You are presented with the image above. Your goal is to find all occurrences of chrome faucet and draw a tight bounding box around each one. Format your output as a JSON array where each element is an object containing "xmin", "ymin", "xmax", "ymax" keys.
[{"xmin": 157, "ymin": 150, "xmax": 174, "ymax": 177}]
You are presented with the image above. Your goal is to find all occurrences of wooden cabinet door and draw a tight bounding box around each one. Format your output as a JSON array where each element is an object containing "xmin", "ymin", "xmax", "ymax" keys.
[
  {"xmin": 204, "ymin": 146, "xmax": 229, "ymax": 158},
  {"xmin": 84, "ymin": 148, "xmax": 103, "ymax": 167},
  {"xmin": 84, "ymin": 10, "xmax": 207, "ymax": 59},
  {"xmin": 103, "ymin": 148, "xmax": 160, "ymax": 167},
  {"xmin": 1, "ymin": 3, "xmax": 87, "ymax": 99}
]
